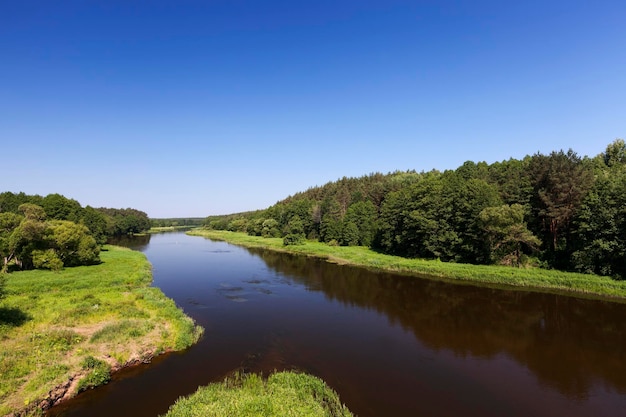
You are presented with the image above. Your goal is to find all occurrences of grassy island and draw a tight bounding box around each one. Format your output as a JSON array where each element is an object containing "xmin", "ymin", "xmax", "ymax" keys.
[
  {"xmin": 188, "ymin": 229, "xmax": 626, "ymax": 301},
  {"xmin": 162, "ymin": 371, "xmax": 353, "ymax": 417},
  {"xmin": 0, "ymin": 245, "xmax": 203, "ymax": 416}
]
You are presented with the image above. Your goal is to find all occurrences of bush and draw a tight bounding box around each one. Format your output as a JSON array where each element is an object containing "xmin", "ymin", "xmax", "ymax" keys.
[
  {"xmin": 32, "ymin": 249, "xmax": 64, "ymax": 271},
  {"xmin": 261, "ymin": 219, "xmax": 281, "ymax": 238},
  {"xmin": 283, "ymin": 234, "xmax": 304, "ymax": 246},
  {"xmin": 77, "ymin": 356, "xmax": 110, "ymax": 392}
]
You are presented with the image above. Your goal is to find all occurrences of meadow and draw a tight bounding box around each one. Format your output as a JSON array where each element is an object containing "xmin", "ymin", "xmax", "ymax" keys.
[
  {"xmin": 0, "ymin": 246, "xmax": 203, "ymax": 416},
  {"xmin": 188, "ymin": 229, "xmax": 626, "ymax": 301}
]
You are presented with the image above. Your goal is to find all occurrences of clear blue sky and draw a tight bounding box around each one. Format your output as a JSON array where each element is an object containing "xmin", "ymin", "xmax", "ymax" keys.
[{"xmin": 2, "ymin": 1, "xmax": 624, "ymax": 218}]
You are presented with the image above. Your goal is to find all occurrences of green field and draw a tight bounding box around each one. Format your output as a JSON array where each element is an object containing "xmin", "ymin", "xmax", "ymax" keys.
[
  {"xmin": 188, "ymin": 229, "xmax": 626, "ymax": 301},
  {"xmin": 162, "ymin": 371, "xmax": 353, "ymax": 417},
  {"xmin": 0, "ymin": 246, "xmax": 203, "ymax": 416}
]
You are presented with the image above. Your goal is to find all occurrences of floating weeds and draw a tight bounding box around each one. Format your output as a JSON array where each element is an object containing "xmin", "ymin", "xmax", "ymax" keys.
[
  {"xmin": 244, "ymin": 279, "xmax": 271, "ymax": 285},
  {"xmin": 226, "ymin": 296, "xmax": 248, "ymax": 303},
  {"xmin": 220, "ymin": 286, "xmax": 244, "ymax": 292}
]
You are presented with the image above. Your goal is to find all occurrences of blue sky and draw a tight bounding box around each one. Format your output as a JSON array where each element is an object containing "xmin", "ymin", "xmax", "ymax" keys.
[{"xmin": 2, "ymin": 0, "xmax": 625, "ymax": 217}]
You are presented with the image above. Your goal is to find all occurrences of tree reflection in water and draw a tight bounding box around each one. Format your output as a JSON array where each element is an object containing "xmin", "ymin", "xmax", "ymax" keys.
[{"xmin": 251, "ymin": 248, "xmax": 626, "ymax": 399}]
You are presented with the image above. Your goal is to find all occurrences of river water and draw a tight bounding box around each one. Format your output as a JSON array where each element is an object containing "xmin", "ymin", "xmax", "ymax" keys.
[{"xmin": 48, "ymin": 231, "xmax": 626, "ymax": 416}]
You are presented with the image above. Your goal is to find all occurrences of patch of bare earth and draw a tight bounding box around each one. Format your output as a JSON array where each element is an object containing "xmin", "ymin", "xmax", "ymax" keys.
[{"xmin": 8, "ymin": 321, "xmax": 175, "ymax": 417}]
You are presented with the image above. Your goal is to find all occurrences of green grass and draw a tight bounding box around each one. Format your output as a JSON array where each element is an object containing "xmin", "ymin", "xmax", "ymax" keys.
[
  {"xmin": 188, "ymin": 229, "xmax": 626, "ymax": 301},
  {"xmin": 0, "ymin": 245, "xmax": 203, "ymax": 416},
  {"xmin": 76, "ymin": 356, "xmax": 111, "ymax": 393},
  {"xmin": 161, "ymin": 371, "xmax": 353, "ymax": 417}
]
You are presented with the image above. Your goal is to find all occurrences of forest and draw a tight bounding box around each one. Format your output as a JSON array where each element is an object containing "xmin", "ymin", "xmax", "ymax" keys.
[
  {"xmin": 0, "ymin": 192, "xmax": 151, "ymax": 272},
  {"xmin": 204, "ymin": 140, "xmax": 626, "ymax": 280},
  {"xmin": 151, "ymin": 217, "xmax": 205, "ymax": 228}
]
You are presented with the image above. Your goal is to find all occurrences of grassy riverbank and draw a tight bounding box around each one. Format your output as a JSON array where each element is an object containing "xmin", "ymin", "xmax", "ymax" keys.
[
  {"xmin": 188, "ymin": 229, "xmax": 626, "ymax": 301},
  {"xmin": 0, "ymin": 246, "xmax": 203, "ymax": 416},
  {"xmin": 162, "ymin": 371, "xmax": 353, "ymax": 417}
]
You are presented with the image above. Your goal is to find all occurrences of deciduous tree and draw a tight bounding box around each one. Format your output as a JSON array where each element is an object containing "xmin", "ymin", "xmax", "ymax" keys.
[
  {"xmin": 46, "ymin": 220, "xmax": 100, "ymax": 267},
  {"xmin": 571, "ymin": 164, "xmax": 626, "ymax": 278},
  {"xmin": 261, "ymin": 219, "xmax": 280, "ymax": 237},
  {"xmin": 602, "ymin": 138, "xmax": 626, "ymax": 167},
  {"xmin": 343, "ymin": 201, "xmax": 377, "ymax": 246},
  {"xmin": 480, "ymin": 204, "xmax": 541, "ymax": 266},
  {"xmin": 0, "ymin": 212, "xmax": 23, "ymax": 271},
  {"xmin": 283, "ymin": 215, "xmax": 305, "ymax": 245}
]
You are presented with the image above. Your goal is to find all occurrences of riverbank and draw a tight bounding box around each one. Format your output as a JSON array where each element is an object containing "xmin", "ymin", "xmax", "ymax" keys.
[
  {"xmin": 0, "ymin": 246, "xmax": 203, "ymax": 416},
  {"xmin": 188, "ymin": 229, "xmax": 626, "ymax": 301},
  {"xmin": 161, "ymin": 371, "xmax": 353, "ymax": 417}
]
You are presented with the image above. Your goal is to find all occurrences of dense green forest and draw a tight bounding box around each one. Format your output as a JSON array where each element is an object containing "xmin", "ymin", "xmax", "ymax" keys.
[
  {"xmin": 151, "ymin": 217, "xmax": 205, "ymax": 228},
  {"xmin": 0, "ymin": 192, "xmax": 150, "ymax": 271},
  {"xmin": 204, "ymin": 140, "xmax": 626, "ymax": 280}
]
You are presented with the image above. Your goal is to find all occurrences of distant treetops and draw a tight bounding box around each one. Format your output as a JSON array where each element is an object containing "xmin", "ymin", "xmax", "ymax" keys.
[
  {"xmin": 0, "ymin": 192, "xmax": 150, "ymax": 272},
  {"xmin": 205, "ymin": 139, "xmax": 626, "ymax": 280}
]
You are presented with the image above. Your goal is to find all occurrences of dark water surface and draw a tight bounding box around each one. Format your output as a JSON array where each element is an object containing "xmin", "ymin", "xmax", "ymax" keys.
[{"xmin": 49, "ymin": 232, "xmax": 626, "ymax": 416}]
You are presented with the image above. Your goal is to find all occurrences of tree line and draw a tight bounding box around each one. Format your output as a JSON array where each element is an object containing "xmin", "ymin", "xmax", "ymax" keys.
[
  {"xmin": 151, "ymin": 217, "xmax": 205, "ymax": 228},
  {"xmin": 204, "ymin": 139, "xmax": 626, "ymax": 280},
  {"xmin": 0, "ymin": 192, "xmax": 150, "ymax": 272}
]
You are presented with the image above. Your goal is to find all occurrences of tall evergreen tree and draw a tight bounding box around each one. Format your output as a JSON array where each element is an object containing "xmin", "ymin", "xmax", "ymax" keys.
[{"xmin": 529, "ymin": 150, "xmax": 594, "ymax": 268}]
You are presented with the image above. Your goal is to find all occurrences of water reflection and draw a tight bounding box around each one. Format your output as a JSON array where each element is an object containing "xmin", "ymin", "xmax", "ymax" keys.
[
  {"xmin": 251, "ymin": 248, "xmax": 626, "ymax": 399},
  {"xmin": 48, "ymin": 233, "xmax": 626, "ymax": 417},
  {"xmin": 107, "ymin": 234, "xmax": 151, "ymax": 251}
]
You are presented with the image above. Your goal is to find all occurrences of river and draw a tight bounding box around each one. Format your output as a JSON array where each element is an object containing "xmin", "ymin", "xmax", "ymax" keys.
[{"xmin": 48, "ymin": 231, "xmax": 626, "ymax": 416}]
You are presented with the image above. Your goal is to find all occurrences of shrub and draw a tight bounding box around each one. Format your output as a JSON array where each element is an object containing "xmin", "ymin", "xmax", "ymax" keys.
[
  {"xmin": 77, "ymin": 356, "xmax": 110, "ymax": 392},
  {"xmin": 32, "ymin": 249, "xmax": 64, "ymax": 271},
  {"xmin": 283, "ymin": 234, "xmax": 304, "ymax": 246}
]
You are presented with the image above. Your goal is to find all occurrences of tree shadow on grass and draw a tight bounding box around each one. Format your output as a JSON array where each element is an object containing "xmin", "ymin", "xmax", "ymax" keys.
[{"xmin": 0, "ymin": 307, "xmax": 31, "ymax": 327}]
